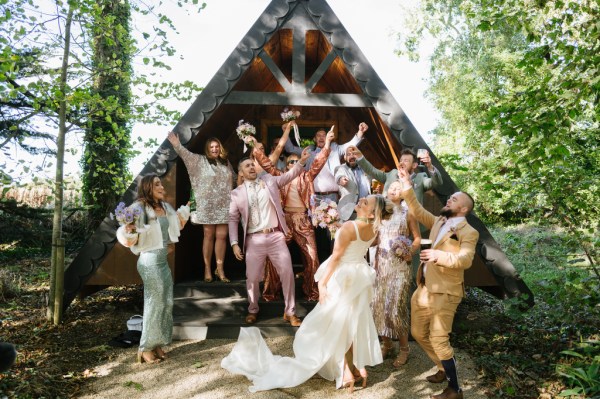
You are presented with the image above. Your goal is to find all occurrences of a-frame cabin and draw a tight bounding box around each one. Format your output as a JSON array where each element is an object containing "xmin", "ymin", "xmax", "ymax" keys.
[{"xmin": 63, "ymin": 0, "xmax": 533, "ymax": 310}]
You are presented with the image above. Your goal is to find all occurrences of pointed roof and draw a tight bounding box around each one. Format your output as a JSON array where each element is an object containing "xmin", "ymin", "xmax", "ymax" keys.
[{"xmin": 63, "ymin": 0, "xmax": 533, "ymax": 309}]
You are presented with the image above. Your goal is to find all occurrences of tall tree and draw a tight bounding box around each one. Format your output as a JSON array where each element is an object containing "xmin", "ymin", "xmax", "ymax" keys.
[
  {"xmin": 395, "ymin": 0, "xmax": 599, "ymax": 271},
  {"xmin": 82, "ymin": 0, "xmax": 134, "ymax": 229}
]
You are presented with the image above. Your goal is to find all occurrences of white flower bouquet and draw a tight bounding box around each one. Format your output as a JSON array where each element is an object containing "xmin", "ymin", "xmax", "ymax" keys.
[
  {"xmin": 281, "ymin": 107, "xmax": 301, "ymax": 146},
  {"xmin": 236, "ymin": 120, "xmax": 256, "ymax": 151},
  {"xmin": 310, "ymin": 197, "xmax": 341, "ymax": 235}
]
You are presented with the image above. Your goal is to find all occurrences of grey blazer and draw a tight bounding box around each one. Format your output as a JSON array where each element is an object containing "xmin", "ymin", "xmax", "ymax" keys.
[
  {"xmin": 356, "ymin": 156, "xmax": 443, "ymax": 204},
  {"xmin": 334, "ymin": 163, "xmax": 372, "ymax": 201}
]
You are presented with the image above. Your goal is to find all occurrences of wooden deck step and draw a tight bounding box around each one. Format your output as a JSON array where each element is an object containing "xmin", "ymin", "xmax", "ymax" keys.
[{"xmin": 172, "ymin": 276, "xmax": 317, "ymax": 340}]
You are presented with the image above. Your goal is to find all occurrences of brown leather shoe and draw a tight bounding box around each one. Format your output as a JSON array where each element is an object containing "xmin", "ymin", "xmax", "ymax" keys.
[
  {"xmin": 245, "ymin": 313, "xmax": 258, "ymax": 324},
  {"xmin": 283, "ymin": 313, "xmax": 302, "ymax": 327},
  {"xmin": 431, "ymin": 386, "xmax": 463, "ymax": 399},
  {"xmin": 426, "ymin": 369, "xmax": 447, "ymax": 383}
]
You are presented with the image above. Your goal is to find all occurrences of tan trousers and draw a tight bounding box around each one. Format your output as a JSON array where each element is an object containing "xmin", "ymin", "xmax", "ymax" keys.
[{"xmin": 410, "ymin": 284, "xmax": 462, "ymax": 370}]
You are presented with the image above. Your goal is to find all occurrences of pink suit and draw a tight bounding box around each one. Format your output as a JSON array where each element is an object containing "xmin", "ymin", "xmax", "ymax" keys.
[{"xmin": 229, "ymin": 162, "xmax": 304, "ymax": 315}]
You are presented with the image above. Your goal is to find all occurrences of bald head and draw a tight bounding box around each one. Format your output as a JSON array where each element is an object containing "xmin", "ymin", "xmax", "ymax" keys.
[{"xmin": 440, "ymin": 191, "xmax": 475, "ymax": 218}]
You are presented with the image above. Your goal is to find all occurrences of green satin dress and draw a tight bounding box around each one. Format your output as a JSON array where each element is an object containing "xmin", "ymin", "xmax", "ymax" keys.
[{"xmin": 137, "ymin": 216, "xmax": 173, "ymax": 351}]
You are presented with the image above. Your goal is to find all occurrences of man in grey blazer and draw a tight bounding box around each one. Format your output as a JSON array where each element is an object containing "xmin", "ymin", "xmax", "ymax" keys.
[
  {"xmin": 355, "ymin": 148, "xmax": 443, "ymax": 203},
  {"xmin": 334, "ymin": 146, "xmax": 372, "ymax": 219}
]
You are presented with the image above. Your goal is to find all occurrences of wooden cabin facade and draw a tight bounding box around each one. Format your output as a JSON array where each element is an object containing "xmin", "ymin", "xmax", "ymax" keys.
[{"xmin": 65, "ymin": 0, "xmax": 533, "ymax": 308}]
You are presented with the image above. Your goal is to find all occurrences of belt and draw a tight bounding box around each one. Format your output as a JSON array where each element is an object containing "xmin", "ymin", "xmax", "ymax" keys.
[
  {"xmin": 284, "ymin": 207, "xmax": 307, "ymax": 213},
  {"xmin": 315, "ymin": 191, "xmax": 339, "ymax": 196},
  {"xmin": 248, "ymin": 227, "xmax": 278, "ymax": 235}
]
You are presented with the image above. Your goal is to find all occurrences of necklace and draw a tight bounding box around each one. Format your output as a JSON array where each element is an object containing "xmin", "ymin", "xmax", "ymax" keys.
[{"xmin": 355, "ymin": 217, "xmax": 372, "ymax": 224}]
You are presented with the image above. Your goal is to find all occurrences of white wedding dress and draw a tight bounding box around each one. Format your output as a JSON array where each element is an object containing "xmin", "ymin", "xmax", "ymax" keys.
[{"xmin": 221, "ymin": 222, "xmax": 383, "ymax": 392}]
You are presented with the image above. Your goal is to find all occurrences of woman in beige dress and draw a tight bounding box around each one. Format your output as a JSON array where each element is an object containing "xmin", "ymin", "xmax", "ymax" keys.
[{"xmin": 167, "ymin": 132, "xmax": 234, "ymax": 282}]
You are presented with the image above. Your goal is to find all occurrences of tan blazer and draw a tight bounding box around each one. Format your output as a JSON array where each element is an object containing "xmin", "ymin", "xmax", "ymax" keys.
[{"xmin": 404, "ymin": 188, "xmax": 479, "ymax": 297}]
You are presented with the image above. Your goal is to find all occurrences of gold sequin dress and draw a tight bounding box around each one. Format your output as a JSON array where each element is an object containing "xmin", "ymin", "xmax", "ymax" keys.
[
  {"xmin": 173, "ymin": 143, "xmax": 234, "ymax": 224},
  {"xmin": 371, "ymin": 204, "xmax": 411, "ymax": 339}
]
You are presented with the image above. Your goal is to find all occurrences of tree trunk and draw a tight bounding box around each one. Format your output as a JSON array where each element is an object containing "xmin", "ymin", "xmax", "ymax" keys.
[{"xmin": 47, "ymin": 6, "xmax": 74, "ymax": 324}]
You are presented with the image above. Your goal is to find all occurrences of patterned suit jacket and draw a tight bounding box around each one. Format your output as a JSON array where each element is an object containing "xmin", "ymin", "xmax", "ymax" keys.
[
  {"xmin": 228, "ymin": 162, "xmax": 304, "ymax": 251},
  {"xmin": 403, "ymin": 188, "xmax": 479, "ymax": 297}
]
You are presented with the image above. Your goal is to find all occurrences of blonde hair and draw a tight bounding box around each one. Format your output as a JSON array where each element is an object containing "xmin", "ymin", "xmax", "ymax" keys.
[{"xmin": 370, "ymin": 194, "xmax": 388, "ymax": 232}]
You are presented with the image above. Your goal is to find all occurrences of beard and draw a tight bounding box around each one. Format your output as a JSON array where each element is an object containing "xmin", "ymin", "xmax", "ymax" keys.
[{"xmin": 440, "ymin": 207, "xmax": 455, "ymax": 218}]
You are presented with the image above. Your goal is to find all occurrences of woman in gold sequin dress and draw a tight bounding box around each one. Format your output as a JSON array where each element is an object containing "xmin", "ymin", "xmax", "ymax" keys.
[
  {"xmin": 372, "ymin": 181, "xmax": 421, "ymax": 367},
  {"xmin": 167, "ymin": 132, "xmax": 234, "ymax": 282}
]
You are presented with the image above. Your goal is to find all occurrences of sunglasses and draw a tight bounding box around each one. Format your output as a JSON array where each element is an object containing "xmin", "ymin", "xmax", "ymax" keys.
[{"xmin": 287, "ymin": 160, "xmax": 299, "ymax": 164}]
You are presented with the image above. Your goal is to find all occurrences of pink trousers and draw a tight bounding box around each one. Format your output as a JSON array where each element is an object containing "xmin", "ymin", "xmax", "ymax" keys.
[{"xmin": 245, "ymin": 231, "xmax": 296, "ymax": 316}]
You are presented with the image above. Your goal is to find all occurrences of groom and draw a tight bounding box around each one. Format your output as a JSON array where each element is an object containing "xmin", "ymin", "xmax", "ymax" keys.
[
  {"xmin": 398, "ymin": 168, "xmax": 478, "ymax": 399},
  {"xmin": 229, "ymin": 148, "xmax": 310, "ymax": 326}
]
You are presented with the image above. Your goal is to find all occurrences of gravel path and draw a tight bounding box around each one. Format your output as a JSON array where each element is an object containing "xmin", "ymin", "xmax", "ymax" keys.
[{"xmin": 78, "ymin": 337, "xmax": 487, "ymax": 398}]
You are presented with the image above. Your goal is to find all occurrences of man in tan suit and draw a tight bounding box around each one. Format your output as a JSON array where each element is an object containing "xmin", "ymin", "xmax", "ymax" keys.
[{"xmin": 398, "ymin": 168, "xmax": 478, "ymax": 399}]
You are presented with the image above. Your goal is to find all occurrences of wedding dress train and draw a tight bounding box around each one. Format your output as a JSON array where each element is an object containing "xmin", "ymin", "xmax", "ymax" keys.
[{"xmin": 221, "ymin": 222, "xmax": 383, "ymax": 392}]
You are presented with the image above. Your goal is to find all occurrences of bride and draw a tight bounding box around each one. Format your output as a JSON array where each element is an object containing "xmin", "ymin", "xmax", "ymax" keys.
[{"xmin": 221, "ymin": 194, "xmax": 387, "ymax": 392}]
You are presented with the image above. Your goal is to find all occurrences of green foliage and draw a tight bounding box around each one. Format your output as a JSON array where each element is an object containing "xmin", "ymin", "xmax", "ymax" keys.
[
  {"xmin": 82, "ymin": 0, "xmax": 134, "ymax": 229},
  {"xmin": 454, "ymin": 224, "xmax": 600, "ymax": 397},
  {"xmin": 557, "ymin": 341, "xmax": 600, "ymax": 397},
  {"xmin": 394, "ymin": 0, "xmax": 599, "ymax": 275}
]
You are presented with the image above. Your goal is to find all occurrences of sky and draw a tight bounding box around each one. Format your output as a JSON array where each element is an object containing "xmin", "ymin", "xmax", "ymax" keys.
[{"xmin": 6, "ymin": 0, "xmax": 438, "ymax": 182}]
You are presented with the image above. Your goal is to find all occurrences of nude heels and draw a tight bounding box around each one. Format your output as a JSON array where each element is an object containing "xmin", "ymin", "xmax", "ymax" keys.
[
  {"xmin": 137, "ymin": 351, "xmax": 161, "ymax": 364},
  {"xmin": 153, "ymin": 346, "xmax": 167, "ymax": 360}
]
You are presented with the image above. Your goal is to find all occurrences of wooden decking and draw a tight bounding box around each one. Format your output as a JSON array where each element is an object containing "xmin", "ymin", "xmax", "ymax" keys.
[{"xmin": 172, "ymin": 265, "xmax": 316, "ymax": 340}]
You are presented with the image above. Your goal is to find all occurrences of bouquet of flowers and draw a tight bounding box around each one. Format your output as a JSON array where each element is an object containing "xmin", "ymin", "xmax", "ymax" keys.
[
  {"xmin": 281, "ymin": 107, "xmax": 301, "ymax": 147},
  {"xmin": 310, "ymin": 197, "xmax": 341, "ymax": 235},
  {"xmin": 111, "ymin": 201, "xmax": 141, "ymax": 233},
  {"xmin": 236, "ymin": 119, "xmax": 256, "ymax": 151},
  {"xmin": 389, "ymin": 236, "xmax": 413, "ymax": 262}
]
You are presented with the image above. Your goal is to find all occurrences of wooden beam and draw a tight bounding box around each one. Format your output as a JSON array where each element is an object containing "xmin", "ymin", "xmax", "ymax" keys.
[
  {"xmin": 224, "ymin": 91, "xmax": 373, "ymax": 107},
  {"xmin": 258, "ymin": 52, "xmax": 292, "ymax": 92},
  {"xmin": 306, "ymin": 50, "xmax": 337, "ymax": 93},
  {"xmin": 292, "ymin": 28, "xmax": 306, "ymax": 92}
]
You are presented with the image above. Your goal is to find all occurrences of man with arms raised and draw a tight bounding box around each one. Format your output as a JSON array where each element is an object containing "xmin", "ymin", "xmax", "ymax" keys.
[
  {"xmin": 229, "ymin": 147, "xmax": 311, "ymax": 326},
  {"xmin": 398, "ymin": 167, "xmax": 478, "ymax": 399}
]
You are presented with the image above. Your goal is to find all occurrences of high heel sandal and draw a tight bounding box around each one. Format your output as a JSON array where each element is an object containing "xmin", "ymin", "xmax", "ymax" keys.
[
  {"xmin": 393, "ymin": 345, "xmax": 410, "ymax": 367},
  {"xmin": 137, "ymin": 351, "xmax": 161, "ymax": 364},
  {"xmin": 153, "ymin": 346, "xmax": 167, "ymax": 360},
  {"xmin": 215, "ymin": 261, "xmax": 230, "ymax": 283}
]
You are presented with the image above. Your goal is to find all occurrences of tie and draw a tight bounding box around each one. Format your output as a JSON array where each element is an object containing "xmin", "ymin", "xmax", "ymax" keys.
[{"xmin": 249, "ymin": 182, "xmax": 261, "ymax": 227}]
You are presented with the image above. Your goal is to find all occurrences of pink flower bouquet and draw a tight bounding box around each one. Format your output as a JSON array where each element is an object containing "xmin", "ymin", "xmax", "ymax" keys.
[{"xmin": 310, "ymin": 197, "xmax": 340, "ymax": 235}]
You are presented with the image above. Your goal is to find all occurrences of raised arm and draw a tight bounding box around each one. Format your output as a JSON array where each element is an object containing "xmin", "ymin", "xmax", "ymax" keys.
[
  {"xmin": 269, "ymin": 121, "xmax": 294, "ymax": 163},
  {"xmin": 398, "ymin": 168, "xmax": 437, "ymax": 230},
  {"xmin": 274, "ymin": 147, "xmax": 310, "ymax": 187},
  {"xmin": 353, "ymin": 147, "xmax": 387, "ymax": 184},
  {"xmin": 254, "ymin": 146, "xmax": 282, "ymax": 176},
  {"xmin": 407, "ymin": 209, "xmax": 421, "ymax": 255},
  {"xmin": 167, "ymin": 131, "xmax": 202, "ymax": 171},
  {"xmin": 419, "ymin": 149, "xmax": 443, "ymax": 191},
  {"xmin": 336, "ymin": 122, "xmax": 368, "ymax": 156}
]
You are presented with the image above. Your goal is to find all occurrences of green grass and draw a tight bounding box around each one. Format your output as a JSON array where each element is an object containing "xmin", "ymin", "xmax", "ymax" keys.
[{"xmin": 456, "ymin": 223, "xmax": 600, "ymax": 398}]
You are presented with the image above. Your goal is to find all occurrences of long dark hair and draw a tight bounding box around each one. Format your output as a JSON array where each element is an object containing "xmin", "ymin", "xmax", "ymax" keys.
[{"xmin": 137, "ymin": 174, "xmax": 163, "ymax": 210}]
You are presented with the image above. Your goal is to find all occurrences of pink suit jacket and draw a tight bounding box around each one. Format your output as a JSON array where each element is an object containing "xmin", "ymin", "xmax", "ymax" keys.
[{"xmin": 229, "ymin": 161, "xmax": 304, "ymax": 251}]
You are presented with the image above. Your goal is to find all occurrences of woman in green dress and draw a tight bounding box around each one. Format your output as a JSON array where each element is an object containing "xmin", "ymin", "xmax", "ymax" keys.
[{"xmin": 117, "ymin": 174, "xmax": 189, "ymax": 363}]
